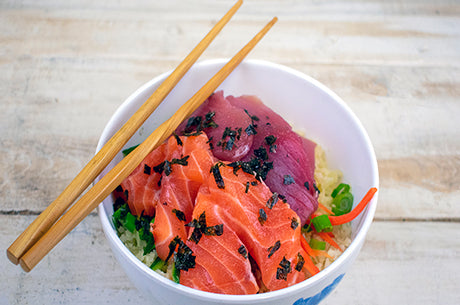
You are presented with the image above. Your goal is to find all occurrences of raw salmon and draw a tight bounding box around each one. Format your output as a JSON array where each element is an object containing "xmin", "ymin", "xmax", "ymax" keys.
[
  {"xmin": 150, "ymin": 134, "xmax": 215, "ymax": 260},
  {"xmin": 181, "ymin": 164, "xmax": 308, "ymax": 293},
  {"xmin": 120, "ymin": 144, "xmax": 166, "ymax": 216}
]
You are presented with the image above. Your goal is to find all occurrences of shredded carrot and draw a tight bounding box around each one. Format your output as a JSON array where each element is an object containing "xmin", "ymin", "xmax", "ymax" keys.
[
  {"xmin": 328, "ymin": 187, "xmax": 377, "ymax": 226},
  {"xmin": 317, "ymin": 202, "xmax": 334, "ymax": 215},
  {"xmin": 299, "ymin": 235, "xmax": 320, "ymax": 275},
  {"xmin": 311, "ymin": 249, "xmax": 333, "ymax": 259},
  {"xmin": 300, "ymin": 235, "xmax": 316, "ymax": 257},
  {"xmin": 318, "ymin": 232, "xmax": 342, "ymax": 251},
  {"xmin": 327, "ymin": 232, "xmax": 335, "ymax": 238},
  {"xmin": 302, "ymin": 254, "xmax": 320, "ymax": 276}
]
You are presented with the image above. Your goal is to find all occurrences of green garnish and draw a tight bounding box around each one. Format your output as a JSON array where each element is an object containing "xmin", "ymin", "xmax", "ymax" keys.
[
  {"xmin": 124, "ymin": 212, "xmax": 137, "ymax": 233},
  {"xmin": 150, "ymin": 257, "xmax": 166, "ymax": 271},
  {"xmin": 311, "ymin": 214, "xmax": 333, "ymax": 232},
  {"xmin": 331, "ymin": 183, "xmax": 354, "ymax": 216},
  {"xmin": 122, "ymin": 144, "xmax": 139, "ymax": 157},
  {"xmin": 331, "ymin": 183, "xmax": 351, "ymax": 198},
  {"xmin": 309, "ymin": 238, "xmax": 326, "ymax": 250},
  {"xmin": 172, "ymin": 263, "xmax": 180, "ymax": 283}
]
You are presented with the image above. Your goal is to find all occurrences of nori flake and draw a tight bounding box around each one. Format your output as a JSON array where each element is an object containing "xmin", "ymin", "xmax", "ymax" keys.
[
  {"xmin": 238, "ymin": 245, "xmax": 248, "ymax": 259},
  {"xmin": 267, "ymin": 240, "xmax": 281, "ymax": 258},
  {"xmin": 210, "ymin": 162, "xmax": 225, "ymax": 189},
  {"xmin": 172, "ymin": 209, "xmax": 186, "ymax": 222},
  {"xmin": 266, "ymin": 192, "xmax": 279, "ymax": 209}
]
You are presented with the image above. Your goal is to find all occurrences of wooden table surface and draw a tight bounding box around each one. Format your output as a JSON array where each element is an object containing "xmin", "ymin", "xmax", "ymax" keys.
[{"xmin": 1, "ymin": 1, "xmax": 459, "ymax": 304}]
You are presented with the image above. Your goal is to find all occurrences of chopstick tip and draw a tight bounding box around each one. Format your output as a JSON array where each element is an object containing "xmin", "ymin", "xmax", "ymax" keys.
[
  {"xmin": 19, "ymin": 258, "xmax": 32, "ymax": 273},
  {"xmin": 6, "ymin": 248, "xmax": 20, "ymax": 265}
]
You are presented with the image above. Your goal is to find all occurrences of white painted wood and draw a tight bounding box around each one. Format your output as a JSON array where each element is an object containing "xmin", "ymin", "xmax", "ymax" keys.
[{"xmin": 1, "ymin": 0, "xmax": 459, "ymax": 303}]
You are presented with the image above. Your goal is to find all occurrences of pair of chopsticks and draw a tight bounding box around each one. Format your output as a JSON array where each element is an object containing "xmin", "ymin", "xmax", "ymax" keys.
[{"xmin": 7, "ymin": 0, "xmax": 277, "ymax": 272}]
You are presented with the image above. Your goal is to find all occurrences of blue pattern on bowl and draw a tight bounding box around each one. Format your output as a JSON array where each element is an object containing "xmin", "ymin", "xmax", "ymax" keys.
[{"xmin": 292, "ymin": 274, "xmax": 345, "ymax": 305}]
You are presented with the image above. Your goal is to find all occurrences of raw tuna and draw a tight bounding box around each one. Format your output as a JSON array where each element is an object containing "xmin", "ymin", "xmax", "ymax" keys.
[{"xmin": 176, "ymin": 91, "xmax": 254, "ymax": 162}]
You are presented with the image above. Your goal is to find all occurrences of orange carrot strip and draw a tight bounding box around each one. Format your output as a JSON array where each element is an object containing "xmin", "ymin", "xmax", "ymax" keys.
[
  {"xmin": 302, "ymin": 254, "xmax": 320, "ymax": 276},
  {"xmin": 318, "ymin": 232, "xmax": 342, "ymax": 251},
  {"xmin": 312, "ymin": 249, "xmax": 333, "ymax": 259},
  {"xmin": 328, "ymin": 187, "xmax": 377, "ymax": 226},
  {"xmin": 317, "ymin": 202, "xmax": 334, "ymax": 215},
  {"xmin": 327, "ymin": 232, "xmax": 335, "ymax": 238},
  {"xmin": 300, "ymin": 235, "xmax": 316, "ymax": 257}
]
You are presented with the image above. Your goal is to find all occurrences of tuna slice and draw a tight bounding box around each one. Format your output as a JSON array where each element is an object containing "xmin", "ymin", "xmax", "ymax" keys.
[
  {"xmin": 181, "ymin": 165, "xmax": 308, "ymax": 294},
  {"xmin": 176, "ymin": 91, "xmax": 253, "ymax": 162}
]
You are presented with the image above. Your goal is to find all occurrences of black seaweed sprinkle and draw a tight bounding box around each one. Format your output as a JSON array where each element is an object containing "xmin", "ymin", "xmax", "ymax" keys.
[
  {"xmin": 182, "ymin": 111, "xmax": 218, "ymax": 136},
  {"xmin": 304, "ymin": 181, "xmax": 310, "ymax": 191},
  {"xmin": 115, "ymin": 185, "xmax": 123, "ymax": 193},
  {"xmin": 283, "ymin": 175, "xmax": 295, "ymax": 185},
  {"xmin": 210, "ymin": 162, "xmax": 225, "ymax": 189},
  {"xmin": 144, "ymin": 164, "xmax": 151, "ymax": 175},
  {"xmin": 186, "ymin": 211, "xmax": 224, "ymax": 244},
  {"xmin": 291, "ymin": 217, "xmax": 299, "ymax": 230},
  {"xmin": 245, "ymin": 124, "xmax": 257, "ymax": 136},
  {"xmin": 173, "ymin": 133, "xmax": 183, "ymax": 146},
  {"xmin": 203, "ymin": 224, "xmax": 224, "ymax": 236},
  {"xmin": 153, "ymin": 156, "xmax": 189, "ymax": 176},
  {"xmin": 172, "ymin": 209, "xmax": 186, "ymax": 222},
  {"xmin": 266, "ymin": 192, "xmax": 279, "ymax": 209},
  {"xmin": 295, "ymin": 253, "xmax": 305, "ymax": 272},
  {"xmin": 258, "ymin": 208, "xmax": 267, "ymax": 225},
  {"xmin": 264, "ymin": 135, "xmax": 277, "ymax": 153},
  {"xmin": 276, "ymin": 257, "xmax": 291, "ymax": 280},
  {"xmin": 268, "ymin": 240, "xmax": 281, "ymax": 258},
  {"xmin": 206, "ymin": 136, "xmax": 214, "ymax": 150},
  {"xmin": 313, "ymin": 183, "xmax": 321, "ymax": 194},
  {"xmin": 238, "ymin": 245, "xmax": 248, "ymax": 259},
  {"xmin": 251, "ymin": 181, "xmax": 258, "ymax": 186},
  {"xmin": 245, "ymin": 181, "xmax": 250, "ymax": 193},
  {"xmin": 174, "ymin": 241, "xmax": 196, "ymax": 272},
  {"xmin": 254, "ymin": 146, "xmax": 268, "ymax": 161}
]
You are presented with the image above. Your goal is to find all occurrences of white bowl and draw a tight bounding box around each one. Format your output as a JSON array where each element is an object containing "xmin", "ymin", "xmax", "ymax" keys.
[{"xmin": 96, "ymin": 59, "xmax": 379, "ymax": 305}]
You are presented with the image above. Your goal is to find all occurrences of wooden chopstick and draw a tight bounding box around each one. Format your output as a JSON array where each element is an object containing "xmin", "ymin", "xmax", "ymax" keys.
[
  {"xmin": 18, "ymin": 17, "xmax": 278, "ymax": 272},
  {"xmin": 6, "ymin": 0, "xmax": 243, "ymax": 266}
]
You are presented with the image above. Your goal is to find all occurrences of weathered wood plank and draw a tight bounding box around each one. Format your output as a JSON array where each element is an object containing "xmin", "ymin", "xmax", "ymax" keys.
[{"xmin": 2, "ymin": 216, "xmax": 459, "ymax": 304}]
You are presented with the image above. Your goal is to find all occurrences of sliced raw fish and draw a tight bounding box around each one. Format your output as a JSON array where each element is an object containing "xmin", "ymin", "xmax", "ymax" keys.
[
  {"xmin": 150, "ymin": 134, "xmax": 215, "ymax": 260},
  {"xmin": 176, "ymin": 91, "xmax": 254, "ymax": 162},
  {"xmin": 181, "ymin": 165, "xmax": 307, "ymax": 293}
]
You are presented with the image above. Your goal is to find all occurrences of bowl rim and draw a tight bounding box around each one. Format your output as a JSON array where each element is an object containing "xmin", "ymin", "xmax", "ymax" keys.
[{"xmin": 96, "ymin": 58, "xmax": 379, "ymax": 302}]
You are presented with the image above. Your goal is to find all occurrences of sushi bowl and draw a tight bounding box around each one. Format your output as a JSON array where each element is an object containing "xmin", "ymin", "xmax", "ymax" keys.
[{"xmin": 96, "ymin": 59, "xmax": 379, "ymax": 305}]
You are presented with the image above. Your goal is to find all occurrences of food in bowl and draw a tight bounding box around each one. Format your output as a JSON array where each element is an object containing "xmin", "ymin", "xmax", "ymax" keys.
[{"xmin": 110, "ymin": 90, "xmax": 376, "ymax": 294}]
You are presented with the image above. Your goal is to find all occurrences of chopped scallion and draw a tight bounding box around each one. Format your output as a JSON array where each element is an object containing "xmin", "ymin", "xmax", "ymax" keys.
[
  {"xmin": 172, "ymin": 263, "xmax": 180, "ymax": 283},
  {"xmin": 331, "ymin": 183, "xmax": 351, "ymax": 198},
  {"xmin": 122, "ymin": 144, "xmax": 139, "ymax": 157},
  {"xmin": 311, "ymin": 214, "xmax": 333, "ymax": 232},
  {"xmin": 332, "ymin": 192, "xmax": 354, "ymax": 216},
  {"xmin": 309, "ymin": 238, "xmax": 326, "ymax": 250},
  {"xmin": 150, "ymin": 257, "xmax": 165, "ymax": 271},
  {"xmin": 124, "ymin": 212, "xmax": 137, "ymax": 233}
]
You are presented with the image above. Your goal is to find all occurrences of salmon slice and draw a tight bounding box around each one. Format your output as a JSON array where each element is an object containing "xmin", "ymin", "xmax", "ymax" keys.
[
  {"xmin": 181, "ymin": 165, "xmax": 308, "ymax": 293},
  {"xmin": 120, "ymin": 144, "xmax": 166, "ymax": 216},
  {"xmin": 181, "ymin": 207, "xmax": 259, "ymax": 294},
  {"xmin": 150, "ymin": 134, "xmax": 215, "ymax": 260}
]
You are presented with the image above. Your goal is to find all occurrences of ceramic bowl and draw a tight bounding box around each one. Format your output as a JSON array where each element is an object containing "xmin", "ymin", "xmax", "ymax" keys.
[{"xmin": 96, "ymin": 59, "xmax": 379, "ymax": 305}]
